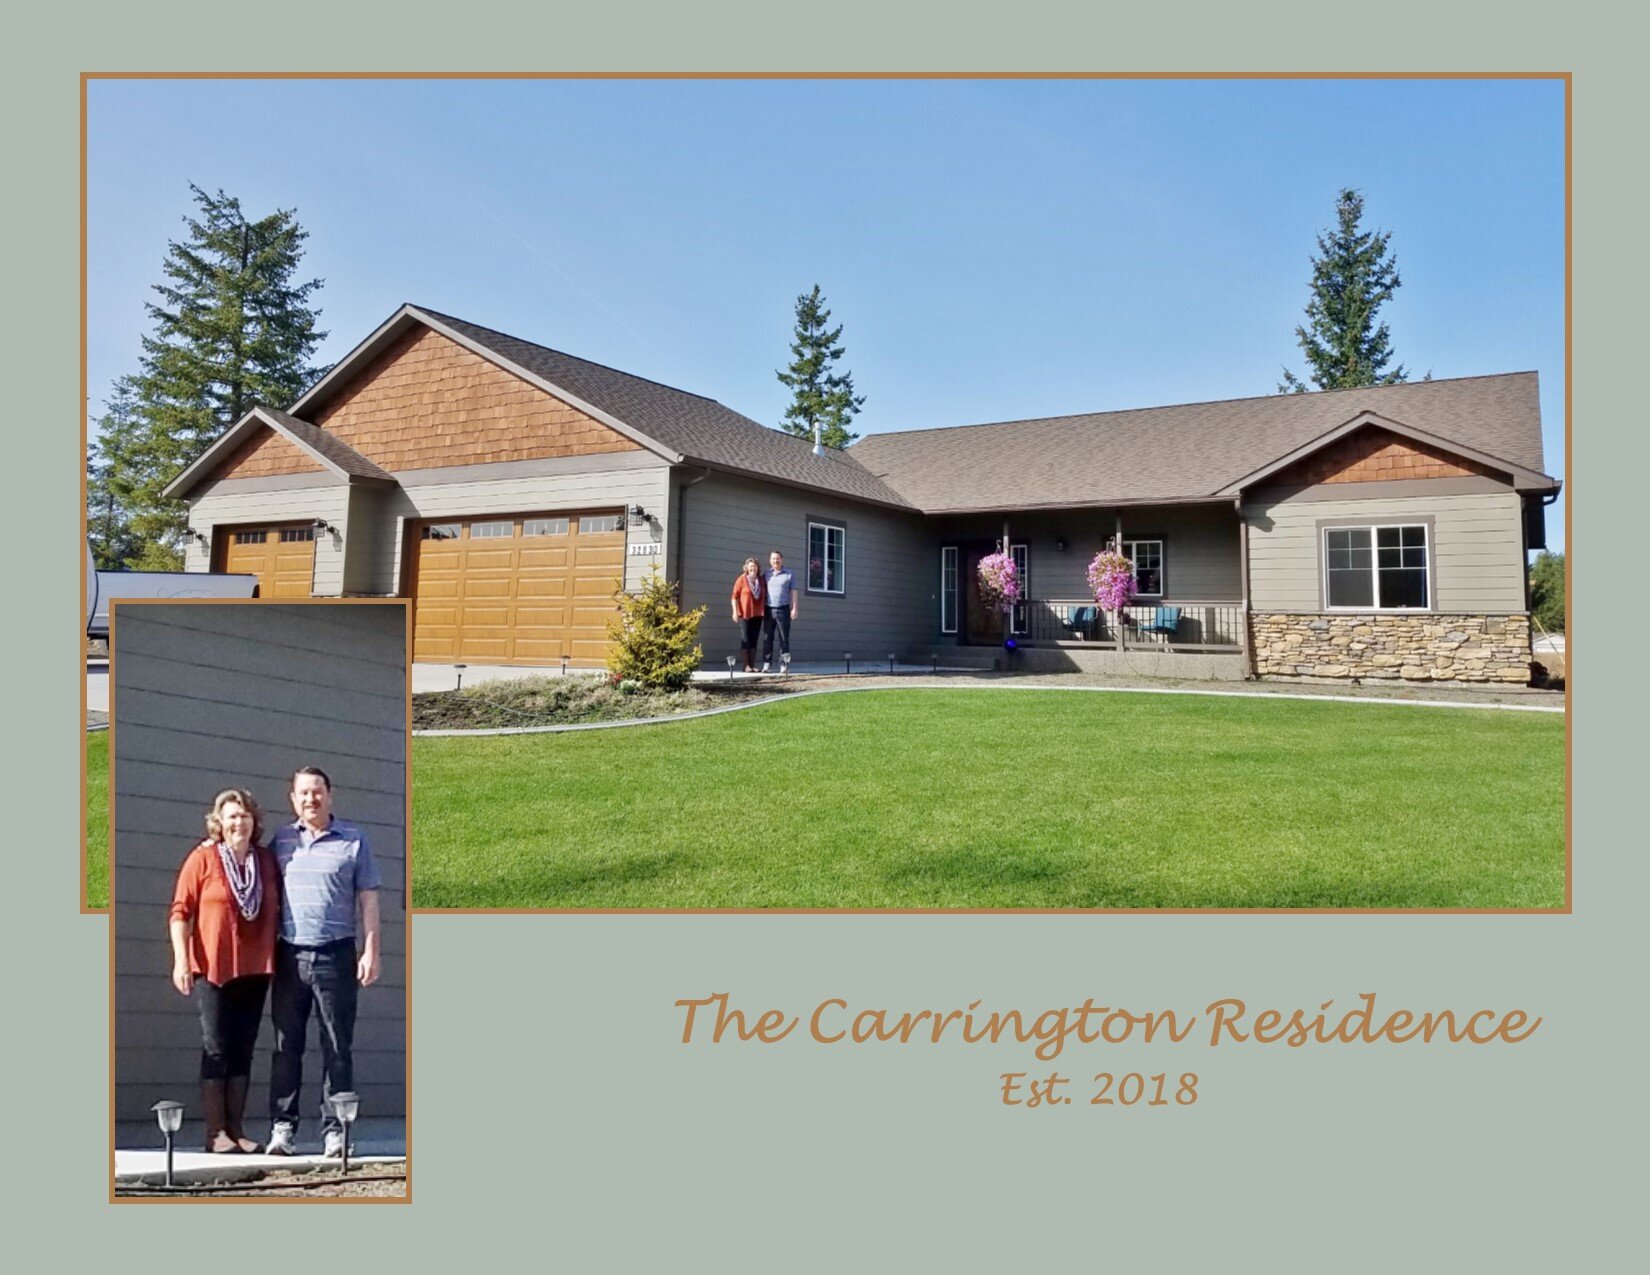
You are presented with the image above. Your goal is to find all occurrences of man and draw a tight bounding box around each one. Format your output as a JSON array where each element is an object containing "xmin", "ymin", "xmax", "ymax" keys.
[
  {"xmin": 760, "ymin": 549, "xmax": 799, "ymax": 673},
  {"xmin": 267, "ymin": 766, "xmax": 382, "ymax": 1158}
]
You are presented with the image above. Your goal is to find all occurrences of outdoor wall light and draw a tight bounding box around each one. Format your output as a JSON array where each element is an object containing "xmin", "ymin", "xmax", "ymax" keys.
[
  {"xmin": 185, "ymin": 526, "xmax": 209, "ymax": 548},
  {"xmin": 844, "ymin": 652, "xmax": 853, "ymax": 674},
  {"xmin": 454, "ymin": 664, "xmax": 467, "ymax": 691},
  {"xmin": 329, "ymin": 1092, "xmax": 360, "ymax": 1176},
  {"xmin": 152, "ymin": 1099, "xmax": 184, "ymax": 1188},
  {"xmin": 312, "ymin": 518, "xmax": 333, "ymax": 534},
  {"xmin": 628, "ymin": 504, "xmax": 648, "ymax": 526}
]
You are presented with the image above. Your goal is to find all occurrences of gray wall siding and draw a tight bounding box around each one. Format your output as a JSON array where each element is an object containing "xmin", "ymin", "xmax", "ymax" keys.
[
  {"xmin": 185, "ymin": 482, "xmax": 352, "ymax": 596},
  {"xmin": 676, "ymin": 473, "xmax": 935, "ymax": 662},
  {"xmin": 112, "ymin": 603, "xmax": 407, "ymax": 1129},
  {"xmin": 375, "ymin": 460, "xmax": 673, "ymax": 596},
  {"xmin": 1244, "ymin": 489, "xmax": 1526, "ymax": 613},
  {"xmin": 928, "ymin": 505, "xmax": 1242, "ymax": 604}
]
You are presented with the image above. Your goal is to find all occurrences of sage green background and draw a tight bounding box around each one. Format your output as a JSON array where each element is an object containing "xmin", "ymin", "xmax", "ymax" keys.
[{"xmin": 12, "ymin": 2, "xmax": 1645, "ymax": 1267}]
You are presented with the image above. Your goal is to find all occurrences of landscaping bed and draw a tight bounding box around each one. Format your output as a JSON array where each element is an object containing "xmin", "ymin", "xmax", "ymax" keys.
[
  {"xmin": 413, "ymin": 675, "xmax": 796, "ymax": 730},
  {"xmin": 116, "ymin": 1162, "xmax": 407, "ymax": 1198}
]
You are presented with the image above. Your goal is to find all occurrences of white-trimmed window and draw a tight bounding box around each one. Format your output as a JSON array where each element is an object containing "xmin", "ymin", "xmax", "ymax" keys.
[
  {"xmin": 278, "ymin": 527, "xmax": 315, "ymax": 543},
  {"xmin": 523, "ymin": 517, "xmax": 569, "ymax": 537},
  {"xmin": 421, "ymin": 523, "xmax": 461, "ymax": 541},
  {"xmin": 469, "ymin": 520, "xmax": 513, "ymax": 539},
  {"xmin": 1323, "ymin": 524, "xmax": 1430, "ymax": 610},
  {"xmin": 580, "ymin": 514, "xmax": 624, "ymax": 534},
  {"xmin": 940, "ymin": 546, "xmax": 958, "ymax": 634},
  {"xmin": 1124, "ymin": 539, "xmax": 1164, "ymax": 597},
  {"xmin": 808, "ymin": 521, "xmax": 846, "ymax": 594},
  {"xmin": 1010, "ymin": 543, "xmax": 1029, "ymax": 634},
  {"xmin": 232, "ymin": 530, "xmax": 266, "ymax": 545}
]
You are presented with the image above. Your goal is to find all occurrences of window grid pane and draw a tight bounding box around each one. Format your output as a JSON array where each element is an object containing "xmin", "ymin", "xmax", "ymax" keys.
[
  {"xmin": 469, "ymin": 521, "xmax": 513, "ymax": 539},
  {"xmin": 579, "ymin": 514, "xmax": 623, "ymax": 534},
  {"xmin": 422, "ymin": 523, "xmax": 461, "ymax": 540},
  {"xmin": 523, "ymin": 518, "xmax": 569, "ymax": 537},
  {"xmin": 1326, "ymin": 524, "xmax": 1426, "ymax": 609},
  {"xmin": 277, "ymin": 527, "xmax": 314, "ymax": 543},
  {"xmin": 940, "ymin": 547, "xmax": 958, "ymax": 633}
]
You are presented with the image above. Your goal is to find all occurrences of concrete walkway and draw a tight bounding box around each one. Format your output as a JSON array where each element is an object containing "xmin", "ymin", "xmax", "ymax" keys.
[
  {"xmin": 411, "ymin": 659, "xmax": 973, "ymax": 692},
  {"xmin": 115, "ymin": 1116, "xmax": 405, "ymax": 1182}
]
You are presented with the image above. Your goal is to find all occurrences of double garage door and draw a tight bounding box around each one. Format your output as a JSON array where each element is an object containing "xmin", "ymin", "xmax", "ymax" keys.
[
  {"xmin": 409, "ymin": 510, "xmax": 627, "ymax": 665},
  {"xmin": 216, "ymin": 523, "xmax": 316, "ymax": 598}
]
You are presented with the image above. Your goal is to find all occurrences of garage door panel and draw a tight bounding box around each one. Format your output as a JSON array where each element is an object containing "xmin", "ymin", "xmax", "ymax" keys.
[
  {"xmin": 219, "ymin": 524, "xmax": 315, "ymax": 599},
  {"xmin": 410, "ymin": 511, "xmax": 626, "ymax": 666}
]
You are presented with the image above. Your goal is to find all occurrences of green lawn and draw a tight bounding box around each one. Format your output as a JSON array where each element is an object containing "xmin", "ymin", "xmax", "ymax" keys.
[
  {"xmin": 87, "ymin": 731, "xmax": 109, "ymax": 909},
  {"xmin": 411, "ymin": 689, "xmax": 1565, "ymax": 909}
]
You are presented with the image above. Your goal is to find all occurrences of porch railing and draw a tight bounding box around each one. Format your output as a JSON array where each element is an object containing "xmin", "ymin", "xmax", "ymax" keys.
[{"xmin": 1020, "ymin": 599, "xmax": 1246, "ymax": 652}]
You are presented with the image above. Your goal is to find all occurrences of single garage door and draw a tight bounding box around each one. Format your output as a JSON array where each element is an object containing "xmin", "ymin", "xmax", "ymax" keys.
[
  {"xmin": 216, "ymin": 524, "xmax": 316, "ymax": 598},
  {"xmin": 409, "ymin": 511, "xmax": 627, "ymax": 665}
]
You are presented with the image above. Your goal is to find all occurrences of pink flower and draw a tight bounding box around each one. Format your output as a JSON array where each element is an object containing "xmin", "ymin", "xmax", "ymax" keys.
[
  {"xmin": 1086, "ymin": 550, "xmax": 1136, "ymax": 611},
  {"xmin": 977, "ymin": 552, "xmax": 1022, "ymax": 609}
]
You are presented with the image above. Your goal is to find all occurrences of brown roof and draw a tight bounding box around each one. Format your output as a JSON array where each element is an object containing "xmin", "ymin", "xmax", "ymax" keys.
[
  {"xmin": 847, "ymin": 372, "xmax": 1553, "ymax": 513},
  {"xmin": 253, "ymin": 407, "xmax": 394, "ymax": 483},
  {"xmin": 410, "ymin": 309, "xmax": 914, "ymax": 508}
]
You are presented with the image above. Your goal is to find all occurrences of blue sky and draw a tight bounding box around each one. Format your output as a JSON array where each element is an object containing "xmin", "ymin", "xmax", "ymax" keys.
[{"xmin": 88, "ymin": 76, "xmax": 1566, "ymax": 544}]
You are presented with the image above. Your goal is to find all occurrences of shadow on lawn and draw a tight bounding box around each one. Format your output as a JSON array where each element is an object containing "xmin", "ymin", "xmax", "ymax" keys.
[
  {"xmin": 459, "ymin": 846, "xmax": 690, "ymax": 905},
  {"xmin": 877, "ymin": 845, "xmax": 1068, "ymax": 893}
]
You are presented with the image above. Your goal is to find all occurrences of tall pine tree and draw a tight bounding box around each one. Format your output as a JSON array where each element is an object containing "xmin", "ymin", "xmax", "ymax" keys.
[
  {"xmin": 100, "ymin": 185, "xmax": 327, "ymax": 568},
  {"xmin": 86, "ymin": 378, "xmax": 146, "ymax": 570},
  {"xmin": 775, "ymin": 284, "xmax": 865, "ymax": 449},
  {"xmin": 1279, "ymin": 188, "xmax": 1411, "ymax": 394}
]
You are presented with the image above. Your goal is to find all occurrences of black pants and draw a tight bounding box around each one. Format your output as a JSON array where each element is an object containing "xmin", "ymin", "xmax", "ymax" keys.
[
  {"xmin": 738, "ymin": 616, "xmax": 764, "ymax": 659},
  {"xmin": 761, "ymin": 609, "xmax": 792, "ymax": 662},
  {"xmin": 197, "ymin": 974, "xmax": 270, "ymax": 1080},
  {"xmin": 270, "ymin": 940, "xmax": 359, "ymax": 1133}
]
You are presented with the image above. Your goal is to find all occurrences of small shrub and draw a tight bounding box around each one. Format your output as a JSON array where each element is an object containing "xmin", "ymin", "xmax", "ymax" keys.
[{"xmin": 604, "ymin": 566, "xmax": 706, "ymax": 690}]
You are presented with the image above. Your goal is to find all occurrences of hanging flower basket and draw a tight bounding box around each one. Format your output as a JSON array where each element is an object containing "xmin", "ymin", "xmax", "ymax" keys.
[
  {"xmin": 976, "ymin": 552, "xmax": 1022, "ymax": 611},
  {"xmin": 1086, "ymin": 550, "xmax": 1137, "ymax": 613}
]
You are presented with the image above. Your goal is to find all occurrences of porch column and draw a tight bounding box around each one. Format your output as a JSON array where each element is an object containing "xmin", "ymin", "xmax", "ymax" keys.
[
  {"xmin": 1115, "ymin": 511, "xmax": 1126, "ymax": 650},
  {"xmin": 1238, "ymin": 511, "xmax": 1253, "ymax": 675}
]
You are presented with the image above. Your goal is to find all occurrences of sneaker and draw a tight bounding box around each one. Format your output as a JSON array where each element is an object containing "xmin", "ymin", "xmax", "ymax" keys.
[
  {"xmin": 267, "ymin": 1122, "xmax": 297, "ymax": 1156},
  {"xmin": 323, "ymin": 1130, "xmax": 346, "ymax": 1159},
  {"xmin": 760, "ymin": 662, "xmax": 770, "ymax": 673}
]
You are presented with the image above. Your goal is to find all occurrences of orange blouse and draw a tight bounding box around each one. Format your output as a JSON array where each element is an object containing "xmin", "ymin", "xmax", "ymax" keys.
[
  {"xmin": 731, "ymin": 574, "xmax": 766, "ymax": 620},
  {"xmin": 169, "ymin": 842, "xmax": 281, "ymax": 986}
]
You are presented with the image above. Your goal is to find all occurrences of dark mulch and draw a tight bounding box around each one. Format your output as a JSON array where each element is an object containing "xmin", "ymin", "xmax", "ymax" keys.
[
  {"xmin": 413, "ymin": 675, "xmax": 798, "ymax": 729},
  {"xmin": 116, "ymin": 1163, "xmax": 407, "ymax": 1198}
]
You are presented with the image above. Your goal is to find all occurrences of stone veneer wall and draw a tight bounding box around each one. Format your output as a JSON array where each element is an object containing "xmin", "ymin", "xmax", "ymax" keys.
[{"xmin": 1249, "ymin": 612, "xmax": 1532, "ymax": 684}]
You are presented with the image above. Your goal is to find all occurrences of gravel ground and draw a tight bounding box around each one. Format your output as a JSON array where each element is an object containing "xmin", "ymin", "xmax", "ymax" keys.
[{"xmin": 117, "ymin": 1163, "xmax": 407, "ymax": 1198}]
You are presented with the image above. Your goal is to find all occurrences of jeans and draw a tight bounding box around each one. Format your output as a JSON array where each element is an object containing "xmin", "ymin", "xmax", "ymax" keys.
[
  {"xmin": 196, "ymin": 974, "xmax": 270, "ymax": 1080},
  {"xmin": 761, "ymin": 609, "xmax": 792, "ymax": 662},
  {"xmin": 738, "ymin": 617, "xmax": 764, "ymax": 661},
  {"xmin": 270, "ymin": 939, "xmax": 359, "ymax": 1133}
]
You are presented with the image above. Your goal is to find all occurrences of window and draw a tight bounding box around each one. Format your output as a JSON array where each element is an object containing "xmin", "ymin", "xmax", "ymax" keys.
[
  {"xmin": 1010, "ymin": 543, "xmax": 1029, "ymax": 633},
  {"xmin": 277, "ymin": 527, "xmax": 314, "ymax": 543},
  {"xmin": 469, "ymin": 520, "xmax": 513, "ymax": 539},
  {"xmin": 232, "ymin": 530, "xmax": 266, "ymax": 545},
  {"xmin": 808, "ymin": 521, "xmax": 845, "ymax": 594},
  {"xmin": 421, "ymin": 523, "xmax": 461, "ymax": 541},
  {"xmin": 523, "ymin": 517, "xmax": 569, "ymax": 537},
  {"xmin": 1124, "ymin": 539, "xmax": 1164, "ymax": 597},
  {"xmin": 1323, "ymin": 524, "xmax": 1429, "ymax": 610},
  {"xmin": 940, "ymin": 546, "xmax": 958, "ymax": 634},
  {"xmin": 579, "ymin": 514, "xmax": 624, "ymax": 534}
]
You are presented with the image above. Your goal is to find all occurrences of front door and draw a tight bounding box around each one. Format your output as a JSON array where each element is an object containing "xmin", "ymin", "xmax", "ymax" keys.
[{"xmin": 963, "ymin": 545, "xmax": 1005, "ymax": 644}]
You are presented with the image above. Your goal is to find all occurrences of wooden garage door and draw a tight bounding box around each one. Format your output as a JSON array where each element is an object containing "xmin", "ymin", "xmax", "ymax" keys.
[
  {"xmin": 216, "ymin": 524, "xmax": 316, "ymax": 598},
  {"xmin": 409, "ymin": 511, "xmax": 627, "ymax": 665}
]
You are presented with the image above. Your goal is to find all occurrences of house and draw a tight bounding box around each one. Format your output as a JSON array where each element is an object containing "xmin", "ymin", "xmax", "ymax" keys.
[{"xmin": 167, "ymin": 304, "xmax": 1561, "ymax": 684}]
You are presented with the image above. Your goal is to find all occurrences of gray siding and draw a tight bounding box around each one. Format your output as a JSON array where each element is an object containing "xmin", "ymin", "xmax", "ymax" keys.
[
  {"xmin": 1243, "ymin": 489, "xmax": 1526, "ymax": 613},
  {"xmin": 112, "ymin": 602, "xmax": 407, "ymax": 1130},
  {"xmin": 185, "ymin": 481, "xmax": 352, "ymax": 596},
  {"xmin": 676, "ymin": 472, "xmax": 935, "ymax": 662}
]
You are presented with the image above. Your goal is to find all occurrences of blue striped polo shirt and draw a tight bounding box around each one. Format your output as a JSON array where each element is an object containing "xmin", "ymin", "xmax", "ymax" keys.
[{"xmin": 272, "ymin": 817, "xmax": 382, "ymax": 947}]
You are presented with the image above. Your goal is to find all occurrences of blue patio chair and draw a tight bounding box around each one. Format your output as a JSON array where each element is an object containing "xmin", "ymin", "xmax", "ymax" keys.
[
  {"xmin": 1065, "ymin": 605, "xmax": 1098, "ymax": 639},
  {"xmin": 1140, "ymin": 606, "xmax": 1182, "ymax": 635}
]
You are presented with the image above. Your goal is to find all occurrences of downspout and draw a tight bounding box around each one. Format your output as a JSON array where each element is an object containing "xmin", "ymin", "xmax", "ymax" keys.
[
  {"xmin": 1236, "ymin": 496, "xmax": 1253, "ymax": 679},
  {"xmin": 672, "ymin": 466, "xmax": 714, "ymax": 585}
]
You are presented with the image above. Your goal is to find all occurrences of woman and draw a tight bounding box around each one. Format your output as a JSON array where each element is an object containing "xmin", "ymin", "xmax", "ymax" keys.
[
  {"xmin": 730, "ymin": 555, "xmax": 767, "ymax": 672},
  {"xmin": 169, "ymin": 789, "xmax": 281, "ymax": 1154}
]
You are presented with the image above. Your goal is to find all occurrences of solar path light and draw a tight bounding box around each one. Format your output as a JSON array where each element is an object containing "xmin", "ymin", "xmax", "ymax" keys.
[
  {"xmin": 151, "ymin": 1100, "xmax": 184, "ymax": 1189},
  {"xmin": 330, "ymin": 1092, "xmax": 360, "ymax": 1176}
]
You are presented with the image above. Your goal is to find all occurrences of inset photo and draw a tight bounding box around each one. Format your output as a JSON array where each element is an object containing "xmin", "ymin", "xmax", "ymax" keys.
[{"xmin": 110, "ymin": 600, "xmax": 408, "ymax": 1200}]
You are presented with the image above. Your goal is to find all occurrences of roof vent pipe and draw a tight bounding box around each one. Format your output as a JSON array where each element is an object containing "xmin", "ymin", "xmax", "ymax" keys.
[{"xmin": 813, "ymin": 422, "xmax": 824, "ymax": 457}]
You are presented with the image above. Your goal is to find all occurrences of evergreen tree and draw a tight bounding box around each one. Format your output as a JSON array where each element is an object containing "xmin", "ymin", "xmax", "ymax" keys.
[
  {"xmin": 604, "ymin": 567, "xmax": 706, "ymax": 689},
  {"xmin": 1280, "ymin": 188, "xmax": 1411, "ymax": 393},
  {"xmin": 775, "ymin": 284, "xmax": 865, "ymax": 448},
  {"xmin": 1528, "ymin": 550, "xmax": 1565, "ymax": 635},
  {"xmin": 102, "ymin": 185, "xmax": 327, "ymax": 566},
  {"xmin": 86, "ymin": 377, "xmax": 145, "ymax": 569}
]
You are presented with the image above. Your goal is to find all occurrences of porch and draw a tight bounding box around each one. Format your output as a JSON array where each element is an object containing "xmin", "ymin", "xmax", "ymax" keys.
[{"xmin": 932, "ymin": 501, "xmax": 1250, "ymax": 663}]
